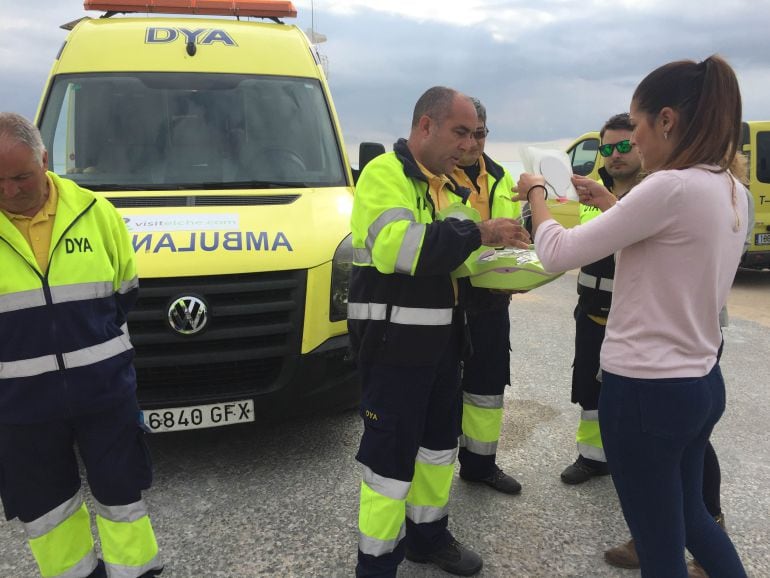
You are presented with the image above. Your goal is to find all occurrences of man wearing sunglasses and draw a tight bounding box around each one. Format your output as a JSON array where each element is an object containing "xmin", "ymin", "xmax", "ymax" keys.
[
  {"xmin": 560, "ymin": 113, "xmax": 643, "ymax": 486},
  {"xmin": 452, "ymin": 98, "xmax": 523, "ymax": 496}
]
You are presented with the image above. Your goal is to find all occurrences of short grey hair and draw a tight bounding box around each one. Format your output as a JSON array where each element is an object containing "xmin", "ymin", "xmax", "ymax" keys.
[
  {"xmin": 469, "ymin": 97, "xmax": 487, "ymax": 125},
  {"xmin": 411, "ymin": 86, "xmax": 460, "ymax": 128},
  {"xmin": 0, "ymin": 112, "xmax": 45, "ymax": 164}
]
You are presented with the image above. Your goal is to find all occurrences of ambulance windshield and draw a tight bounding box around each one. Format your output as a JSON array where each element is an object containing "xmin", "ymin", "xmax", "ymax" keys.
[{"xmin": 38, "ymin": 72, "xmax": 347, "ymax": 190}]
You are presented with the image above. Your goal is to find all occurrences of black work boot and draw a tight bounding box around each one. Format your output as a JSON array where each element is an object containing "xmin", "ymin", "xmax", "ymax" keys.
[
  {"xmin": 406, "ymin": 538, "xmax": 483, "ymax": 576},
  {"xmin": 461, "ymin": 465, "xmax": 522, "ymax": 495},
  {"xmin": 560, "ymin": 455, "xmax": 610, "ymax": 484}
]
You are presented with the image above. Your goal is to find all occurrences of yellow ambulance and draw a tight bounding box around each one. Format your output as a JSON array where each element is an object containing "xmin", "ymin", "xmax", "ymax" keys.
[
  {"xmin": 566, "ymin": 123, "xmax": 770, "ymax": 269},
  {"xmin": 35, "ymin": 0, "xmax": 361, "ymax": 432}
]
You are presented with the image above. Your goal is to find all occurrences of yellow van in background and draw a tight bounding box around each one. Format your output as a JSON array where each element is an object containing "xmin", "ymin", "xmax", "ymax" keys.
[
  {"xmin": 36, "ymin": 0, "xmax": 361, "ymax": 432},
  {"xmin": 740, "ymin": 121, "xmax": 770, "ymax": 269},
  {"xmin": 566, "ymin": 124, "xmax": 770, "ymax": 269}
]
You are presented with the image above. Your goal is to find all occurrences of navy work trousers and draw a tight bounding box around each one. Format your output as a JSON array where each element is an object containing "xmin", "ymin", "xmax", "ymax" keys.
[
  {"xmin": 600, "ymin": 365, "xmax": 746, "ymax": 578},
  {"xmin": 0, "ymin": 395, "xmax": 153, "ymax": 523},
  {"xmin": 571, "ymin": 303, "xmax": 605, "ymax": 409},
  {"xmin": 458, "ymin": 306, "xmax": 510, "ymax": 479},
  {"xmin": 355, "ymin": 319, "xmax": 463, "ymax": 576}
]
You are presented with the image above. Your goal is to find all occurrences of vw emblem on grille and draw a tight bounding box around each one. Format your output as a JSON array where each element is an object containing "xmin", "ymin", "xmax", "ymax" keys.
[{"xmin": 168, "ymin": 296, "xmax": 209, "ymax": 335}]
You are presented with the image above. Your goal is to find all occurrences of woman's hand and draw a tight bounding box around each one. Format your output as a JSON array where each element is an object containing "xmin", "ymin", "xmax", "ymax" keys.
[
  {"xmin": 572, "ymin": 175, "xmax": 616, "ymax": 211},
  {"xmin": 512, "ymin": 173, "xmax": 547, "ymax": 203}
]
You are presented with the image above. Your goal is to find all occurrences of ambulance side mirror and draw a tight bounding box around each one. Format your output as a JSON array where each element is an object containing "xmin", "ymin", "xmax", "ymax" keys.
[{"xmin": 353, "ymin": 142, "xmax": 386, "ymax": 184}]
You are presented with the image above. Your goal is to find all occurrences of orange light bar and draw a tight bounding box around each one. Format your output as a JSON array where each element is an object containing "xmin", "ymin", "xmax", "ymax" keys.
[{"xmin": 83, "ymin": 0, "xmax": 297, "ymax": 18}]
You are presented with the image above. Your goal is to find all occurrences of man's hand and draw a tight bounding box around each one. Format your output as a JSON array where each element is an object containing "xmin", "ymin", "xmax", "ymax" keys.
[{"xmin": 478, "ymin": 218, "xmax": 531, "ymax": 248}]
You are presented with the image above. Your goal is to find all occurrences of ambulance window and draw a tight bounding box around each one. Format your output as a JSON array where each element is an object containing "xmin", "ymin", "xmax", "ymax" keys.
[
  {"xmin": 756, "ymin": 132, "xmax": 770, "ymax": 184},
  {"xmin": 49, "ymin": 85, "xmax": 74, "ymax": 175},
  {"xmin": 37, "ymin": 72, "xmax": 346, "ymax": 190},
  {"xmin": 568, "ymin": 138, "xmax": 599, "ymax": 176}
]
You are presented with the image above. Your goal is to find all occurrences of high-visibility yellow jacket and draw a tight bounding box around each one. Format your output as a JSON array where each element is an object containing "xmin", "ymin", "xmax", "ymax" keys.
[
  {"xmin": 348, "ymin": 139, "xmax": 482, "ymax": 366},
  {"xmin": 456, "ymin": 153, "xmax": 523, "ymax": 312},
  {"xmin": 0, "ymin": 172, "xmax": 139, "ymax": 423}
]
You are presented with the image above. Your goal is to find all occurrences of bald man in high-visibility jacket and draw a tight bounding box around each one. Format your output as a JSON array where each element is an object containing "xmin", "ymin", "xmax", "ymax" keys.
[{"xmin": 348, "ymin": 87, "xmax": 530, "ymax": 578}]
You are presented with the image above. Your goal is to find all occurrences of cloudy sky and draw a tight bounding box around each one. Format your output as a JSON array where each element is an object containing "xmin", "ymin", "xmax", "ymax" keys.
[{"xmin": 1, "ymin": 0, "xmax": 769, "ymax": 161}]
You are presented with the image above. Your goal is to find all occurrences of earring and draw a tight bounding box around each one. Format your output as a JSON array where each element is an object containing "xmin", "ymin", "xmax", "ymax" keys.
[{"xmin": 664, "ymin": 131, "xmax": 669, "ymax": 140}]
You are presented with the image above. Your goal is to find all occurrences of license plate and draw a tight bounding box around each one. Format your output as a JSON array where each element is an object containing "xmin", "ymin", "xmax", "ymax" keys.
[
  {"xmin": 756, "ymin": 233, "xmax": 770, "ymax": 246},
  {"xmin": 142, "ymin": 400, "xmax": 255, "ymax": 433}
]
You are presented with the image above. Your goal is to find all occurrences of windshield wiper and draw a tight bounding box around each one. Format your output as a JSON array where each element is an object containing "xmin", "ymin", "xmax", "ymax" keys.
[
  {"xmin": 90, "ymin": 184, "xmax": 172, "ymax": 191},
  {"xmin": 204, "ymin": 180, "xmax": 309, "ymax": 189},
  {"xmin": 88, "ymin": 181, "xmax": 309, "ymax": 191}
]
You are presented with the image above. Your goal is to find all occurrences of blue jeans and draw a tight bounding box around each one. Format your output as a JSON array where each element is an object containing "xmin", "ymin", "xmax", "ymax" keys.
[{"xmin": 600, "ymin": 365, "xmax": 746, "ymax": 578}]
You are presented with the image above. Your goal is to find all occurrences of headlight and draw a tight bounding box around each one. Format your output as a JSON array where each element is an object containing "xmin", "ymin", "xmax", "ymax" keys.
[{"xmin": 330, "ymin": 233, "xmax": 353, "ymax": 322}]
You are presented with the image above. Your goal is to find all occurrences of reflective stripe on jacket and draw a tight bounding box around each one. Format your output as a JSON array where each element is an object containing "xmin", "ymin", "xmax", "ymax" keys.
[
  {"xmin": 348, "ymin": 139, "xmax": 482, "ymax": 366},
  {"xmin": 0, "ymin": 172, "xmax": 138, "ymax": 423}
]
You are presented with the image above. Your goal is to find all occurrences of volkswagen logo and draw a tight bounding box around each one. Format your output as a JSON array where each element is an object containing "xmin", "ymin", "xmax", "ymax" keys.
[{"xmin": 168, "ymin": 296, "xmax": 209, "ymax": 335}]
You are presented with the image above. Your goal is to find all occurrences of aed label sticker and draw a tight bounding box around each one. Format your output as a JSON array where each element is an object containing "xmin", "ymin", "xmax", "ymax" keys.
[{"xmin": 123, "ymin": 214, "xmax": 239, "ymax": 232}]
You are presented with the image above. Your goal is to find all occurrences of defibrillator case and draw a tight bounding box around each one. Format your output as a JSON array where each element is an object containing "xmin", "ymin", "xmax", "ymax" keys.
[{"xmin": 438, "ymin": 204, "xmax": 562, "ymax": 291}]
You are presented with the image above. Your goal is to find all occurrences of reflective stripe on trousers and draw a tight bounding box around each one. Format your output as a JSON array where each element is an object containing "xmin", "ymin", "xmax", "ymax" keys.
[
  {"xmin": 460, "ymin": 392, "xmax": 504, "ymax": 456},
  {"xmin": 22, "ymin": 494, "xmax": 160, "ymax": 578},
  {"xmin": 358, "ymin": 445, "xmax": 457, "ymax": 557},
  {"xmin": 95, "ymin": 498, "xmax": 161, "ymax": 578},
  {"xmin": 23, "ymin": 495, "xmax": 97, "ymax": 578},
  {"xmin": 405, "ymin": 446, "xmax": 456, "ymax": 525},
  {"xmin": 577, "ymin": 409, "xmax": 606, "ymax": 462},
  {"xmin": 358, "ymin": 467, "xmax": 410, "ymax": 557}
]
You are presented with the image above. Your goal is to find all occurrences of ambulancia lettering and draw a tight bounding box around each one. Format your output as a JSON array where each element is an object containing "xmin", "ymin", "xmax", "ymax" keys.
[
  {"xmin": 145, "ymin": 27, "xmax": 237, "ymax": 46},
  {"xmin": 65, "ymin": 237, "xmax": 93, "ymax": 253},
  {"xmin": 131, "ymin": 231, "xmax": 293, "ymax": 253}
]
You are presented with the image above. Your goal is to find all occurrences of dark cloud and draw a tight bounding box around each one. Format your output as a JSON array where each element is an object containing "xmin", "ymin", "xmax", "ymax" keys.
[{"xmin": 311, "ymin": 4, "xmax": 770, "ymax": 151}]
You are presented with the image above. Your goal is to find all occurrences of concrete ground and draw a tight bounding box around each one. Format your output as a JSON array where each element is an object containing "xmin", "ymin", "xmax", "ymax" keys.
[{"xmin": 0, "ymin": 270, "xmax": 768, "ymax": 577}]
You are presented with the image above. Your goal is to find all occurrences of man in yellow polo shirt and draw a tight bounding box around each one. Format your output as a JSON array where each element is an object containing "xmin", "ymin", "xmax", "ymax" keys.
[
  {"xmin": 452, "ymin": 98, "xmax": 523, "ymax": 495},
  {"xmin": 0, "ymin": 112, "xmax": 163, "ymax": 578}
]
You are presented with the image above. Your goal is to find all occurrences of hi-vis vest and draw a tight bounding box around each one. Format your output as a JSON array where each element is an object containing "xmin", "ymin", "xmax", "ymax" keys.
[
  {"xmin": 0, "ymin": 172, "xmax": 138, "ymax": 423},
  {"xmin": 347, "ymin": 139, "xmax": 482, "ymax": 367},
  {"xmin": 577, "ymin": 170, "xmax": 615, "ymax": 317},
  {"xmin": 456, "ymin": 153, "xmax": 523, "ymax": 313}
]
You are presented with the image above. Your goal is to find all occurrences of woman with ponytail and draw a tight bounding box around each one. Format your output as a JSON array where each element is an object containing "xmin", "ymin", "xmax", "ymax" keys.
[{"xmin": 516, "ymin": 55, "xmax": 749, "ymax": 577}]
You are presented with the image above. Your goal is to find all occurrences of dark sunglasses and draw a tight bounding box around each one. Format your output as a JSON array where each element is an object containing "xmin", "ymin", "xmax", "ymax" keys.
[
  {"xmin": 599, "ymin": 139, "xmax": 633, "ymax": 157},
  {"xmin": 472, "ymin": 127, "xmax": 490, "ymax": 140}
]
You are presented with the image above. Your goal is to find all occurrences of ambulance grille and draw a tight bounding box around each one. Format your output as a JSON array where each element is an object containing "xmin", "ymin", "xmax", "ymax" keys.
[{"xmin": 127, "ymin": 270, "xmax": 306, "ymax": 405}]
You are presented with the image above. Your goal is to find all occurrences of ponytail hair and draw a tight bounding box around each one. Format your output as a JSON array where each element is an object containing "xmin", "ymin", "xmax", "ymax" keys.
[{"xmin": 632, "ymin": 55, "xmax": 745, "ymax": 181}]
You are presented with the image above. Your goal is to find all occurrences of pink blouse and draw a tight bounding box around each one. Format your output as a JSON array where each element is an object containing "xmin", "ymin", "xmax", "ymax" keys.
[{"xmin": 535, "ymin": 165, "xmax": 748, "ymax": 378}]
